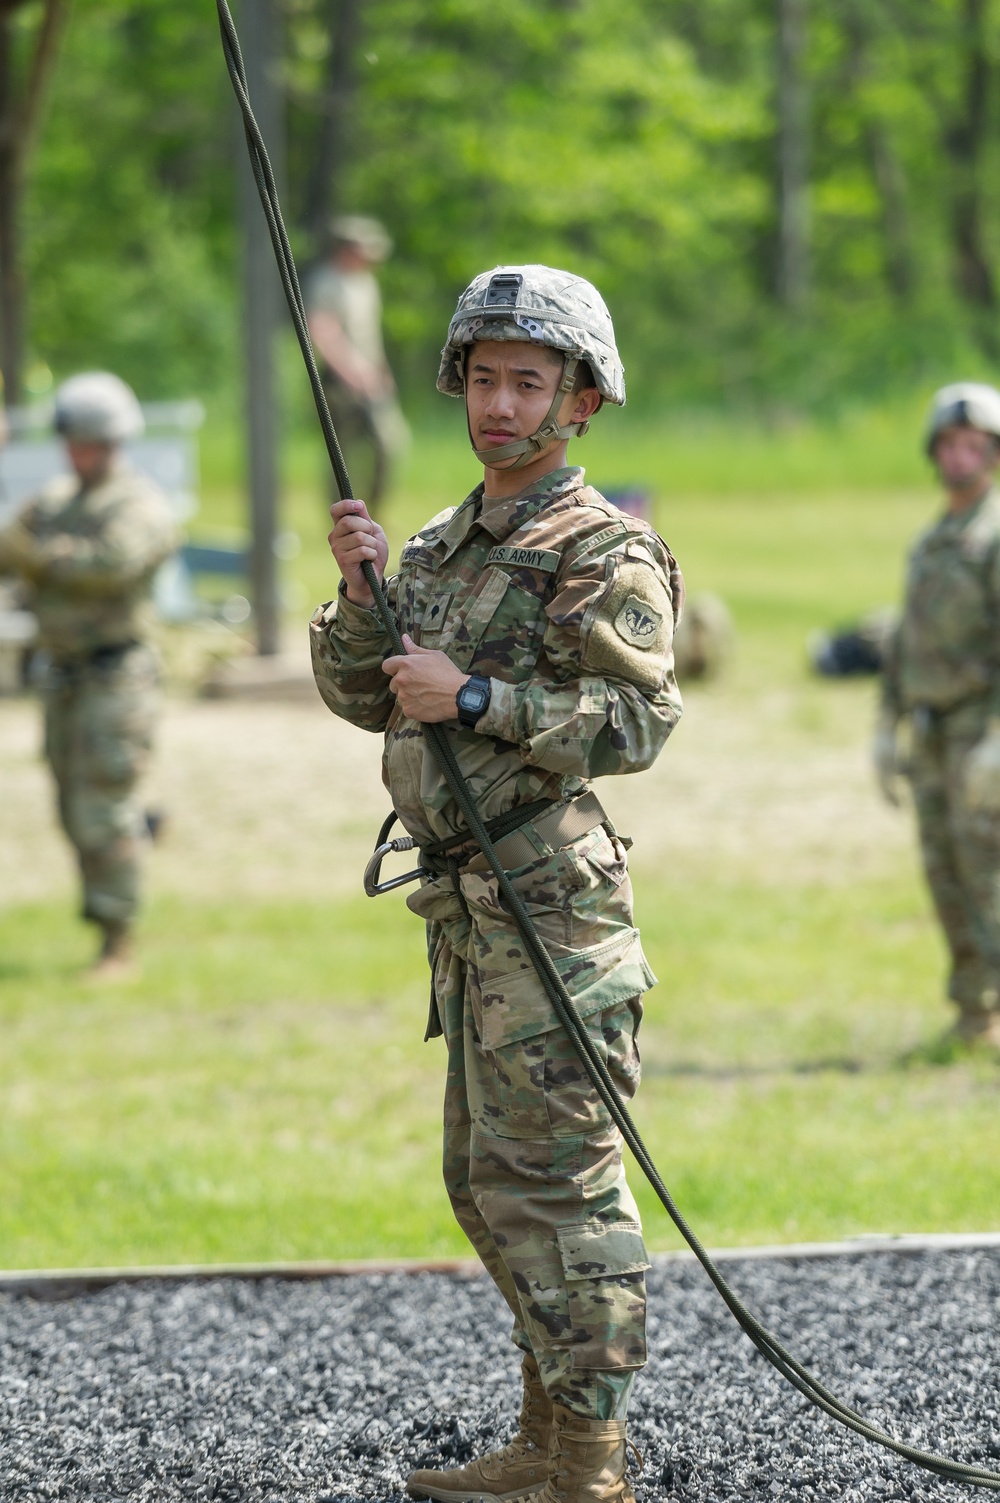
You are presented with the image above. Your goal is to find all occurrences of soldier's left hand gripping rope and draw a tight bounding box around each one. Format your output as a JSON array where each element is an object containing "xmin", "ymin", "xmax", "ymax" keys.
[{"xmin": 216, "ymin": 2, "xmax": 1000, "ymax": 1488}]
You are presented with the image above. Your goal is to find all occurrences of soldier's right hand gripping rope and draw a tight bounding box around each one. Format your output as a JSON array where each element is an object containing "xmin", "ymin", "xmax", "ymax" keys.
[{"xmin": 216, "ymin": 2, "xmax": 1000, "ymax": 1489}]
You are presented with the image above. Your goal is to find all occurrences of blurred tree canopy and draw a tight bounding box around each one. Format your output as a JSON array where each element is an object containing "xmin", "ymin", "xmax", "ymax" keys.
[{"xmin": 13, "ymin": 0, "xmax": 1000, "ymax": 409}]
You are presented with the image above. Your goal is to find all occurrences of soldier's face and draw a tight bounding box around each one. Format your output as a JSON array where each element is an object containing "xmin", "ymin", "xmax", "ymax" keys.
[
  {"xmin": 465, "ymin": 340, "xmax": 599, "ymax": 468},
  {"xmin": 933, "ymin": 425, "xmax": 1000, "ymax": 492},
  {"xmin": 333, "ymin": 242, "xmax": 373, "ymax": 271},
  {"xmin": 66, "ymin": 440, "xmax": 115, "ymax": 486}
]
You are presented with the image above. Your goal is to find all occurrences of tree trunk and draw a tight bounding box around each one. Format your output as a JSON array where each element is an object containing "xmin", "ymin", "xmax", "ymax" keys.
[
  {"xmin": 775, "ymin": 0, "xmax": 809, "ymax": 312},
  {"xmin": 842, "ymin": 6, "xmax": 913, "ymax": 304},
  {"xmin": 0, "ymin": 0, "xmax": 66, "ymax": 408},
  {"xmin": 867, "ymin": 121, "xmax": 913, "ymax": 304},
  {"xmin": 944, "ymin": 0, "xmax": 996, "ymax": 332},
  {"xmin": 303, "ymin": 0, "xmax": 364, "ymax": 243},
  {"xmin": 0, "ymin": 5, "xmax": 24, "ymax": 406}
]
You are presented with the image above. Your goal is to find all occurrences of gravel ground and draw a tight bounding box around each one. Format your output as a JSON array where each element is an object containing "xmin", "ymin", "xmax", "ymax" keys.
[{"xmin": 0, "ymin": 1250, "xmax": 998, "ymax": 1503}]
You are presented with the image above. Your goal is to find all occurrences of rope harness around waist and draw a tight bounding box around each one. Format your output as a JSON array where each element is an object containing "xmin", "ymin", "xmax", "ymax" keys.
[{"xmin": 366, "ymin": 789, "xmax": 611, "ymax": 894}]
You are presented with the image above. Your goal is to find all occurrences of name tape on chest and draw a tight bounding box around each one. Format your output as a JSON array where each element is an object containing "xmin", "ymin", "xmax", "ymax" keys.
[{"xmin": 486, "ymin": 544, "xmax": 560, "ymax": 573}]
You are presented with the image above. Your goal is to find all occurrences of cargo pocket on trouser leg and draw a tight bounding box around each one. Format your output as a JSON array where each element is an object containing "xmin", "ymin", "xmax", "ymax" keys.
[
  {"xmin": 556, "ymin": 1220, "xmax": 650, "ymax": 1371},
  {"xmin": 541, "ymin": 997, "xmax": 643, "ymax": 1137}
]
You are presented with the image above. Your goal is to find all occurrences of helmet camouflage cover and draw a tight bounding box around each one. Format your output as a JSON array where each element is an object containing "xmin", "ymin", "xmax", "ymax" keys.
[
  {"xmin": 925, "ymin": 381, "xmax": 1000, "ymax": 453},
  {"xmin": 437, "ymin": 264, "xmax": 626, "ymax": 407},
  {"xmin": 54, "ymin": 371, "xmax": 144, "ymax": 444}
]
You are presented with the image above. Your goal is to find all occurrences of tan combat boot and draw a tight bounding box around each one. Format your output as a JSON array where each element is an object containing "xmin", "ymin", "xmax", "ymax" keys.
[
  {"xmin": 86, "ymin": 920, "xmax": 136, "ymax": 982},
  {"xmin": 513, "ymin": 1403, "xmax": 638, "ymax": 1503},
  {"xmin": 406, "ymin": 1354, "xmax": 553, "ymax": 1503},
  {"xmin": 950, "ymin": 1008, "xmax": 1000, "ymax": 1050}
]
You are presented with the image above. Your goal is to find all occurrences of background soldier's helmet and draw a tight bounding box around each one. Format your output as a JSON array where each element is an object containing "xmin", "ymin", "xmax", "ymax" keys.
[
  {"xmin": 54, "ymin": 372, "xmax": 145, "ymax": 444},
  {"xmin": 437, "ymin": 264, "xmax": 626, "ymax": 407},
  {"xmin": 327, "ymin": 214, "xmax": 392, "ymax": 263},
  {"xmin": 925, "ymin": 382, "xmax": 1000, "ymax": 453}
]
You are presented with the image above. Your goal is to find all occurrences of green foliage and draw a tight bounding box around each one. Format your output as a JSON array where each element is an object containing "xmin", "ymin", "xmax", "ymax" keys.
[
  {"xmin": 17, "ymin": 0, "xmax": 1000, "ymax": 406},
  {"xmin": 25, "ymin": 0, "xmax": 235, "ymax": 397}
]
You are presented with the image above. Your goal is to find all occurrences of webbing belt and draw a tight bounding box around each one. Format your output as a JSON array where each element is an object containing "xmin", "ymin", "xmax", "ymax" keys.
[
  {"xmin": 422, "ymin": 796, "xmax": 557, "ymax": 874},
  {"xmin": 217, "ymin": 4, "xmax": 1000, "ymax": 1487},
  {"xmin": 363, "ymin": 797, "xmax": 553, "ymax": 897},
  {"xmin": 439, "ymin": 788, "xmax": 607, "ymax": 876},
  {"xmin": 364, "ymin": 791, "xmax": 607, "ymax": 896}
]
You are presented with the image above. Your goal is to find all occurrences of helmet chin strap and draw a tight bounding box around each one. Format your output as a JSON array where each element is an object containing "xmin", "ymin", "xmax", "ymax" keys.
[{"xmin": 467, "ymin": 353, "xmax": 590, "ymax": 470}]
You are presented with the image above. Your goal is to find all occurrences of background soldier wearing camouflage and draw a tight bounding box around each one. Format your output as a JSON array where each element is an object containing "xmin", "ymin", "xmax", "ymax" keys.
[
  {"xmin": 305, "ymin": 214, "xmax": 408, "ymax": 516},
  {"xmin": 311, "ymin": 266, "xmax": 683, "ymax": 1503},
  {"xmin": 0, "ymin": 373, "xmax": 177, "ymax": 976},
  {"xmin": 876, "ymin": 382, "xmax": 1000, "ymax": 1049}
]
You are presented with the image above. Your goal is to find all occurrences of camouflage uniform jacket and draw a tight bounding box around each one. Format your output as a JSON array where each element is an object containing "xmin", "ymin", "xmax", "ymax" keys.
[
  {"xmin": 311, "ymin": 466, "xmax": 683, "ymax": 1036},
  {"xmin": 882, "ymin": 485, "xmax": 1000, "ymax": 718},
  {"xmin": 0, "ymin": 459, "xmax": 177, "ymax": 659}
]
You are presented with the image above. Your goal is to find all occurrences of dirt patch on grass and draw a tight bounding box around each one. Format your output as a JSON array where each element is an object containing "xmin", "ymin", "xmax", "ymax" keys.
[{"xmin": 0, "ymin": 666, "xmax": 911, "ymax": 908}]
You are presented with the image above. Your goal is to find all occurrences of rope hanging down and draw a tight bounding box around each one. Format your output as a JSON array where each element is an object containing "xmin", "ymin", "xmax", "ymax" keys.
[{"xmin": 216, "ymin": 3, "xmax": 1000, "ymax": 1488}]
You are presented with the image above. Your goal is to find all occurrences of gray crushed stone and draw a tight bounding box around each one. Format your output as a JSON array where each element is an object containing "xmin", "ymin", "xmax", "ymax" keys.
[{"xmin": 0, "ymin": 1250, "xmax": 998, "ymax": 1502}]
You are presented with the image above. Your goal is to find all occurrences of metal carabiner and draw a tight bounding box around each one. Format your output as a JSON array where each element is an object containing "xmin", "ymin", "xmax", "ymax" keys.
[
  {"xmin": 363, "ymin": 836, "xmax": 427, "ymax": 896},
  {"xmin": 364, "ymin": 810, "xmax": 428, "ymax": 896}
]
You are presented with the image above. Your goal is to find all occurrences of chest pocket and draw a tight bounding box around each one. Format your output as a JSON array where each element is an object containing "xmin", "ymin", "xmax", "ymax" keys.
[
  {"xmin": 461, "ymin": 567, "xmax": 551, "ymax": 682},
  {"xmin": 447, "ymin": 567, "xmax": 511, "ymax": 672}
]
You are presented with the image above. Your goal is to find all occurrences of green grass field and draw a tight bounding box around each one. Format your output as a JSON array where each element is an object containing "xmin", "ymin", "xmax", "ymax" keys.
[{"xmin": 2, "ymin": 405, "xmax": 999, "ymax": 1271}]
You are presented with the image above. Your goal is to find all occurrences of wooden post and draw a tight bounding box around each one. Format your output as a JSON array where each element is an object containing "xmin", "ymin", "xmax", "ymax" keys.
[{"xmin": 237, "ymin": 0, "xmax": 284, "ymax": 656}]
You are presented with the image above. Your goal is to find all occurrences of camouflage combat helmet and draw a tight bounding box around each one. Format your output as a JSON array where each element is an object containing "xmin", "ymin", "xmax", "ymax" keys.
[
  {"xmin": 437, "ymin": 264, "xmax": 625, "ymax": 469},
  {"xmin": 54, "ymin": 372, "xmax": 144, "ymax": 444},
  {"xmin": 925, "ymin": 382, "xmax": 1000, "ymax": 454}
]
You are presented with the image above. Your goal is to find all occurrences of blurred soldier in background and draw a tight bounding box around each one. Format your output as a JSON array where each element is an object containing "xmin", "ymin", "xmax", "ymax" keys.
[
  {"xmin": 671, "ymin": 590, "xmax": 733, "ymax": 682},
  {"xmin": 875, "ymin": 383, "xmax": 1000, "ymax": 1048},
  {"xmin": 305, "ymin": 214, "xmax": 408, "ymax": 515},
  {"xmin": 0, "ymin": 373, "xmax": 177, "ymax": 976},
  {"xmin": 314, "ymin": 265, "xmax": 683, "ymax": 1503}
]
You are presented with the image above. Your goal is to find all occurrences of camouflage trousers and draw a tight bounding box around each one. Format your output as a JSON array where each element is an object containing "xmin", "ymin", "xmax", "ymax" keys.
[
  {"xmin": 412, "ymin": 824, "xmax": 653, "ymax": 1420},
  {"xmin": 43, "ymin": 643, "xmax": 159, "ymax": 927},
  {"xmin": 910, "ymin": 700, "xmax": 1000, "ymax": 1014}
]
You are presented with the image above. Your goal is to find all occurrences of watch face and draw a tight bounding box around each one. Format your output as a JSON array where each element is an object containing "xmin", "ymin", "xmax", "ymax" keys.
[{"xmin": 463, "ymin": 684, "xmax": 488, "ymax": 713}]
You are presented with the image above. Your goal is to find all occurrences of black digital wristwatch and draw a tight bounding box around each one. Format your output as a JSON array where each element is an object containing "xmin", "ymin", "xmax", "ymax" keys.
[{"xmin": 456, "ymin": 673, "xmax": 492, "ymax": 728}]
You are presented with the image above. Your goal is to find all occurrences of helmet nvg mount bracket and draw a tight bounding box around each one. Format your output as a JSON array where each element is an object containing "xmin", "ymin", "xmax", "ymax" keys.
[{"xmin": 437, "ymin": 264, "xmax": 625, "ymax": 470}]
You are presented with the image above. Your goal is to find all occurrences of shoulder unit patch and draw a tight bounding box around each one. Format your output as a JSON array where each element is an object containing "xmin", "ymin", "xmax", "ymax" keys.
[{"xmin": 614, "ymin": 595, "xmax": 662, "ymax": 649}]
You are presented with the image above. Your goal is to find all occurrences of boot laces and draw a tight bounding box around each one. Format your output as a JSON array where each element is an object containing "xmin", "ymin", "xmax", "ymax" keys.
[
  {"xmin": 524, "ymin": 1388, "xmax": 546, "ymax": 1426},
  {"xmin": 488, "ymin": 1434, "xmax": 541, "ymax": 1466}
]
